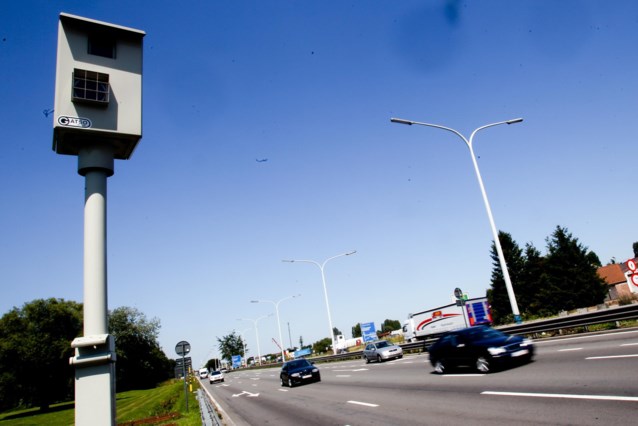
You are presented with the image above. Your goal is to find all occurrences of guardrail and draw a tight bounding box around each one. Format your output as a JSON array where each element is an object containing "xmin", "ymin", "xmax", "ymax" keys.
[
  {"xmin": 308, "ymin": 303, "xmax": 638, "ymax": 363},
  {"xmin": 497, "ymin": 302, "xmax": 638, "ymax": 335}
]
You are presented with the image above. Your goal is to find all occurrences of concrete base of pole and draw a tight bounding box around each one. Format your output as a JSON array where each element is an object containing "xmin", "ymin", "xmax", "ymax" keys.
[{"xmin": 70, "ymin": 335, "xmax": 117, "ymax": 425}]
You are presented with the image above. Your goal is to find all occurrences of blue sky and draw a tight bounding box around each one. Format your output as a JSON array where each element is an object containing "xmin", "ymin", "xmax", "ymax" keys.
[{"xmin": 1, "ymin": 0, "xmax": 637, "ymax": 367}]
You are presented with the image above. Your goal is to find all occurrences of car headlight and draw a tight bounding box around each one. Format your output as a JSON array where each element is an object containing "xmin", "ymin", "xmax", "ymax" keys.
[
  {"xmin": 291, "ymin": 373, "xmax": 300, "ymax": 377},
  {"xmin": 488, "ymin": 347, "xmax": 507, "ymax": 356},
  {"xmin": 521, "ymin": 338, "xmax": 533, "ymax": 347},
  {"xmin": 312, "ymin": 368, "xmax": 318, "ymax": 373}
]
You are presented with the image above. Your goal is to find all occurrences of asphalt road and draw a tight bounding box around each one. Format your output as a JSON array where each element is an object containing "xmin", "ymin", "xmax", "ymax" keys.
[{"xmin": 201, "ymin": 330, "xmax": 638, "ymax": 425}]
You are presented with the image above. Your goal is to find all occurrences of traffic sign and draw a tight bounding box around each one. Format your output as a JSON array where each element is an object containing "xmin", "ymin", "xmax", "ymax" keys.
[
  {"xmin": 626, "ymin": 259, "xmax": 637, "ymax": 272},
  {"xmin": 175, "ymin": 340, "xmax": 191, "ymax": 356},
  {"xmin": 631, "ymin": 274, "xmax": 638, "ymax": 287}
]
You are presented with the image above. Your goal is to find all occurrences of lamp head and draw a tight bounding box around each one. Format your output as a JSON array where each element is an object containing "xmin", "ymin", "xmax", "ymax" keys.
[
  {"xmin": 506, "ymin": 118, "xmax": 523, "ymax": 124},
  {"xmin": 390, "ymin": 118, "xmax": 413, "ymax": 125}
]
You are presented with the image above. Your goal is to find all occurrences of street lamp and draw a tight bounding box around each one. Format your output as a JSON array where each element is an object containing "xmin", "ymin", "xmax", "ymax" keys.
[
  {"xmin": 283, "ymin": 250, "xmax": 357, "ymax": 354},
  {"xmin": 390, "ymin": 117, "xmax": 523, "ymax": 324},
  {"xmin": 237, "ymin": 314, "xmax": 272, "ymax": 366},
  {"xmin": 251, "ymin": 294, "xmax": 301, "ymax": 362},
  {"xmin": 239, "ymin": 328, "xmax": 251, "ymax": 367}
]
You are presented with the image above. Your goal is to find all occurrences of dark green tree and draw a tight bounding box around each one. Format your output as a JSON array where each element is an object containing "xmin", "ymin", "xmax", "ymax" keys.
[
  {"xmin": 352, "ymin": 323, "xmax": 361, "ymax": 338},
  {"xmin": 0, "ymin": 298, "xmax": 82, "ymax": 411},
  {"xmin": 380, "ymin": 319, "xmax": 401, "ymax": 334},
  {"xmin": 519, "ymin": 243, "xmax": 548, "ymax": 316},
  {"xmin": 487, "ymin": 231, "xmax": 526, "ymax": 324},
  {"xmin": 109, "ymin": 307, "xmax": 172, "ymax": 391},
  {"xmin": 332, "ymin": 327, "xmax": 342, "ymax": 337},
  {"xmin": 217, "ymin": 331, "xmax": 245, "ymax": 364},
  {"xmin": 542, "ymin": 226, "xmax": 607, "ymax": 313},
  {"xmin": 312, "ymin": 337, "xmax": 333, "ymax": 354},
  {"xmin": 633, "ymin": 241, "xmax": 638, "ymax": 258}
]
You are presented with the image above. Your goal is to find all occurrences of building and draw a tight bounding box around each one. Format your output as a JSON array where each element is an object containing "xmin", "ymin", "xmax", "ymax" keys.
[{"xmin": 597, "ymin": 258, "xmax": 638, "ymax": 301}]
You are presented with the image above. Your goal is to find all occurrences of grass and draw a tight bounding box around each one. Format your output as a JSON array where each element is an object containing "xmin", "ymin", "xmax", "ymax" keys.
[{"xmin": 0, "ymin": 379, "xmax": 202, "ymax": 426}]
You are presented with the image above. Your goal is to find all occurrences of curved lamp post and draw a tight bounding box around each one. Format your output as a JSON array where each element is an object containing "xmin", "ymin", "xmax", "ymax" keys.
[
  {"xmin": 251, "ymin": 294, "xmax": 301, "ymax": 362},
  {"xmin": 239, "ymin": 328, "xmax": 251, "ymax": 367},
  {"xmin": 237, "ymin": 314, "xmax": 272, "ymax": 366},
  {"xmin": 283, "ymin": 251, "xmax": 356, "ymax": 354},
  {"xmin": 390, "ymin": 117, "xmax": 523, "ymax": 324}
]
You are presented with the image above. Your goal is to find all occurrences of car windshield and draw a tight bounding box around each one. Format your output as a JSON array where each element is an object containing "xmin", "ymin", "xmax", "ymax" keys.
[
  {"xmin": 287, "ymin": 359, "xmax": 310, "ymax": 369},
  {"xmin": 466, "ymin": 327, "xmax": 505, "ymax": 341},
  {"xmin": 376, "ymin": 341, "xmax": 390, "ymax": 348},
  {"xmin": 211, "ymin": 371, "xmax": 221, "ymax": 375}
]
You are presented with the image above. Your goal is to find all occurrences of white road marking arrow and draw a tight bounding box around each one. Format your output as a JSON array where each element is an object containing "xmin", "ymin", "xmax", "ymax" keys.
[{"xmin": 232, "ymin": 391, "xmax": 260, "ymax": 398}]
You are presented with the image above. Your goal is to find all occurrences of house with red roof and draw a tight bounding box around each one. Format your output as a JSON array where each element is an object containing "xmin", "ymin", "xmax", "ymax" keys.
[{"xmin": 597, "ymin": 258, "xmax": 638, "ymax": 301}]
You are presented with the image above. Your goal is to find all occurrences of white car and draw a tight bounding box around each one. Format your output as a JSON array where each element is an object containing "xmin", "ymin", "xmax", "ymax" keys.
[
  {"xmin": 209, "ymin": 370, "xmax": 225, "ymax": 384},
  {"xmin": 198, "ymin": 368, "xmax": 208, "ymax": 379}
]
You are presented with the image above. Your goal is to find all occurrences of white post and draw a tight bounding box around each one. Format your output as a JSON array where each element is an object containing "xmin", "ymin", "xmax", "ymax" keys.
[
  {"xmin": 391, "ymin": 117, "xmax": 523, "ymax": 323},
  {"xmin": 283, "ymin": 251, "xmax": 356, "ymax": 354},
  {"xmin": 72, "ymin": 145, "xmax": 117, "ymax": 425}
]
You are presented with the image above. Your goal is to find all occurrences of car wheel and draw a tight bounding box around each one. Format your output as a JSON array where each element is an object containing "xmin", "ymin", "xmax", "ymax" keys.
[
  {"xmin": 221, "ymin": 378, "xmax": 225, "ymax": 382},
  {"xmin": 288, "ymin": 378, "xmax": 294, "ymax": 388},
  {"xmin": 377, "ymin": 355, "xmax": 382, "ymax": 363},
  {"xmin": 280, "ymin": 377, "xmax": 286, "ymax": 387},
  {"xmin": 476, "ymin": 356, "xmax": 491, "ymax": 373},
  {"xmin": 364, "ymin": 355, "xmax": 370, "ymax": 364},
  {"xmin": 433, "ymin": 360, "xmax": 446, "ymax": 374}
]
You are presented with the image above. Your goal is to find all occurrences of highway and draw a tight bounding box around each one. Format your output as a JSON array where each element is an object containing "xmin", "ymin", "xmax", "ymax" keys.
[{"xmin": 201, "ymin": 330, "xmax": 638, "ymax": 425}]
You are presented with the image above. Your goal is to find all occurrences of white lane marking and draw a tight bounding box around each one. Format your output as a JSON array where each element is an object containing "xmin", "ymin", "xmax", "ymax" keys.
[
  {"xmin": 232, "ymin": 391, "xmax": 259, "ymax": 398},
  {"xmin": 482, "ymin": 391, "xmax": 638, "ymax": 402},
  {"xmin": 586, "ymin": 354, "xmax": 638, "ymax": 360},
  {"xmin": 621, "ymin": 343, "xmax": 638, "ymax": 347},
  {"xmin": 334, "ymin": 368, "xmax": 368, "ymax": 372},
  {"xmin": 336, "ymin": 375, "xmax": 351, "ymax": 378},
  {"xmin": 441, "ymin": 374, "xmax": 485, "ymax": 377},
  {"xmin": 278, "ymin": 389, "xmax": 289, "ymax": 392},
  {"xmin": 347, "ymin": 400, "xmax": 379, "ymax": 407},
  {"xmin": 559, "ymin": 348, "xmax": 583, "ymax": 352}
]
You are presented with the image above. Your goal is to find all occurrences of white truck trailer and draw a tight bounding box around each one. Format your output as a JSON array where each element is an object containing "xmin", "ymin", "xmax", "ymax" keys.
[{"xmin": 402, "ymin": 297, "xmax": 492, "ymax": 342}]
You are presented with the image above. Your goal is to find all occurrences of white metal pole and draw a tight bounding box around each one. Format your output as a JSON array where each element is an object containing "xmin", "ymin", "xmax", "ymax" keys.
[
  {"xmin": 74, "ymin": 145, "xmax": 116, "ymax": 425},
  {"xmin": 390, "ymin": 118, "xmax": 523, "ymax": 323},
  {"xmin": 283, "ymin": 251, "xmax": 356, "ymax": 354},
  {"xmin": 84, "ymin": 169, "xmax": 109, "ymax": 335}
]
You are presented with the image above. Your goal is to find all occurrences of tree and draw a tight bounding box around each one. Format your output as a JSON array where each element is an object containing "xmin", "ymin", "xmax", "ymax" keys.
[
  {"xmin": 109, "ymin": 307, "xmax": 172, "ymax": 391},
  {"xmin": 217, "ymin": 331, "xmax": 245, "ymax": 364},
  {"xmin": 542, "ymin": 226, "xmax": 607, "ymax": 313},
  {"xmin": 487, "ymin": 231, "xmax": 526, "ymax": 324},
  {"xmin": 352, "ymin": 323, "xmax": 361, "ymax": 338},
  {"xmin": 332, "ymin": 327, "xmax": 342, "ymax": 337},
  {"xmin": 633, "ymin": 241, "xmax": 638, "ymax": 258},
  {"xmin": 519, "ymin": 243, "xmax": 548, "ymax": 315},
  {"xmin": 380, "ymin": 319, "xmax": 401, "ymax": 334},
  {"xmin": 312, "ymin": 337, "xmax": 333, "ymax": 354},
  {"xmin": 0, "ymin": 298, "xmax": 82, "ymax": 412}
]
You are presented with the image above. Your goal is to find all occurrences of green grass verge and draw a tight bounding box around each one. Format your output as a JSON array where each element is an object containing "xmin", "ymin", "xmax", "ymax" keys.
[{"xmin": 0, "ymin": 379, "xmax": 201, "ymax": 426}]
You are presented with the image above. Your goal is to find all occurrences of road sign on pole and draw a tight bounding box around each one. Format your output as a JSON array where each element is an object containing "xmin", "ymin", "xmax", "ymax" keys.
[{"xmin": 175, "ymin": 341, "xmax": 191, "ymax": 412}]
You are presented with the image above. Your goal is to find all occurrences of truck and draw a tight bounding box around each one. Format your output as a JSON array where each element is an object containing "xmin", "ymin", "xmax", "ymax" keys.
[{"xmin": 402, "ymin": 297, "xmax": 492, "ymax": 342}]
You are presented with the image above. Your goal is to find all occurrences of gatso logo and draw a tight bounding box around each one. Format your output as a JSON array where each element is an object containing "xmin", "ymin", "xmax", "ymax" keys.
[{"xmin": 58, "ymin": 116, "xmax": 92, "ymax": 128}]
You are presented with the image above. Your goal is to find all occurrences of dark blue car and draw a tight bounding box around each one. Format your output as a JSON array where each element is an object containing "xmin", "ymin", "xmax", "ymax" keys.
[
  {"xmin": 280, "ymin": 358, "xmax": 321, "ymax": 387},
  {"xmin": 428, "ymin": 326, "xmax": 534, "ymax": 374}
]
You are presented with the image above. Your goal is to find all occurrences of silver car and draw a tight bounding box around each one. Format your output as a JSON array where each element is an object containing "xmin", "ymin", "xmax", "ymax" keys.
[{"xmin": 362, "ymin": 340, "xmax": 403, "ymax": 363}]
